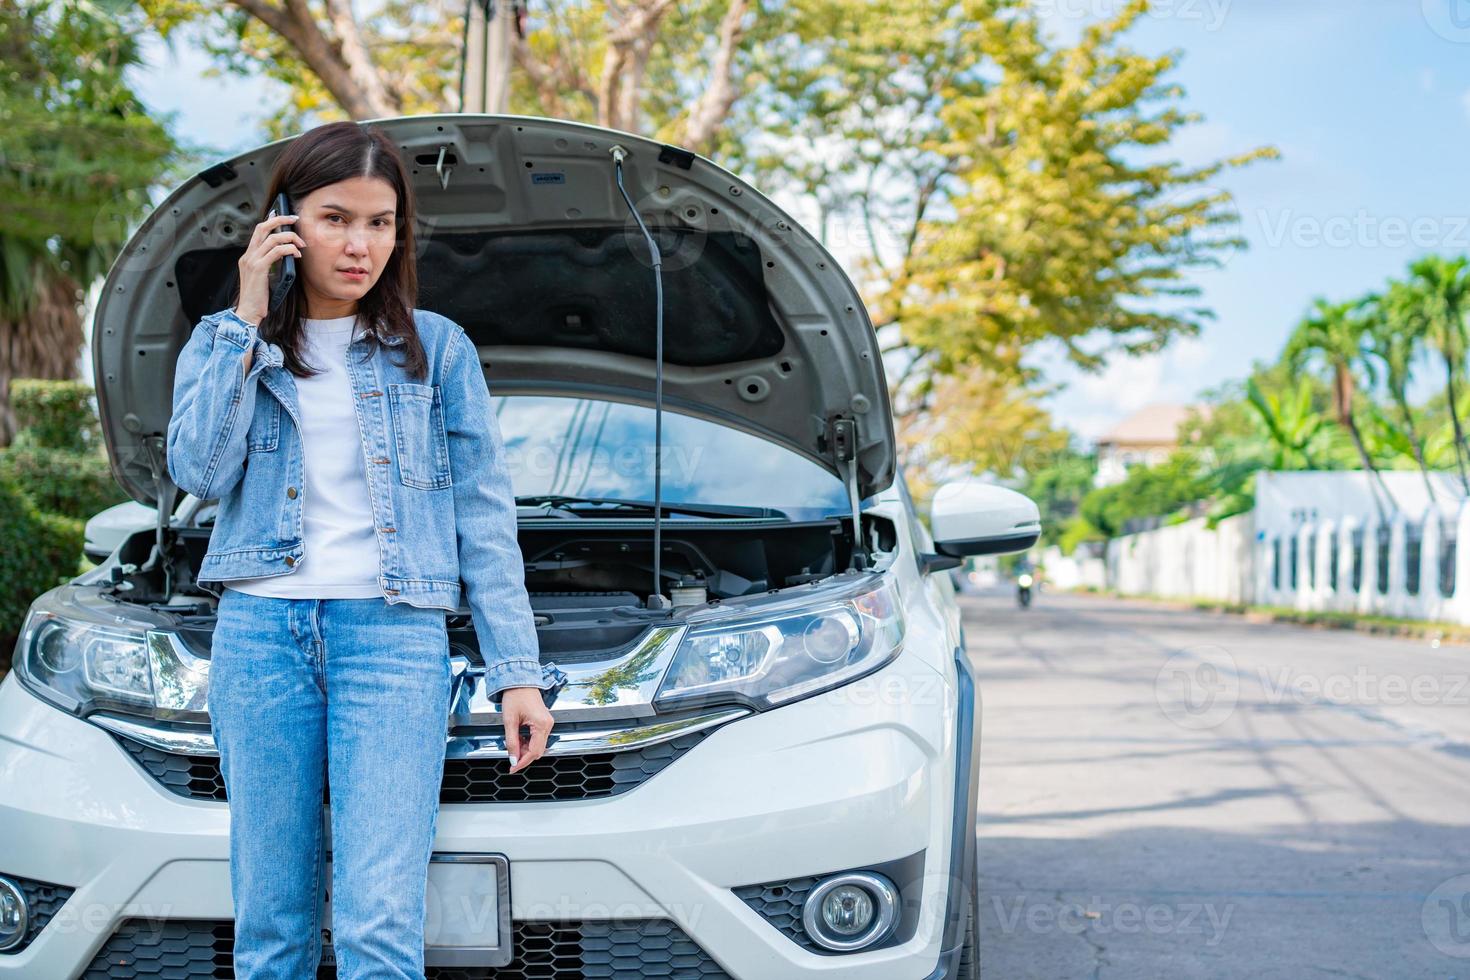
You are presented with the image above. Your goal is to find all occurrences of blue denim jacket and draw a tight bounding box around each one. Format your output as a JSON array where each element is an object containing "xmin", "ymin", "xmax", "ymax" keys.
[{"xmin": 166, "ymin": 306, "xmax": 560, "ymax": 703}]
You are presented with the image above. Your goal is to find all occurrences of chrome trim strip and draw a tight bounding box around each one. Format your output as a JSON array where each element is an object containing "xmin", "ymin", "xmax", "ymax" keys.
[
  {"xmin": 93, "ymin": 713, "xmax": 216, "ymax": 755},
  {"xmin": 447, "ymin": 623, "xmax": 689, "ymax": 725},
  {"xmin": 94, "ymin": 706, "xmax": 750, "ymax": 760},
  {"xmin": 443, "ymin": 706, "xmax": 749, "ymax": 759}
]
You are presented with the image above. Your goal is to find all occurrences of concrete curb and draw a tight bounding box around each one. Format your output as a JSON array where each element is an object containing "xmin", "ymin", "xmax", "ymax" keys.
[{"xmin": 1065, "ymin": 588, "xmax": 1470, "ymax": 649}]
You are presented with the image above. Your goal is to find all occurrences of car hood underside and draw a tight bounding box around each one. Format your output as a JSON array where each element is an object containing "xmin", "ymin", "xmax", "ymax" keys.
[{"xmin": 92, "ymin": 114, "xmax": 895, "ymax": 509}]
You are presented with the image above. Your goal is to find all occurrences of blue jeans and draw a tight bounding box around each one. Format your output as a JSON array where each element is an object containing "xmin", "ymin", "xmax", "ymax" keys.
[{"xmin": 207, "ymin": 587, "xmax": 453, "ymax": 978}]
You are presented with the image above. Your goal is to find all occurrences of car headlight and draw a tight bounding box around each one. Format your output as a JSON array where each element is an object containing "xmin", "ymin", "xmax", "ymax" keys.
[
  {"xmin": 654, "ymin": 574, "xmax": 905, "ymax": 710},
  {"xmin": 13, "ymin": 596, "xmax": 209, "ymax": 719}
]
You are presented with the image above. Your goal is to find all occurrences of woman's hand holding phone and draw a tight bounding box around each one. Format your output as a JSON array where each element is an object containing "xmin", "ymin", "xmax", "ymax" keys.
[{"xmin": 234, "ymin": 212, "xmax": 303, "ymax": 331}]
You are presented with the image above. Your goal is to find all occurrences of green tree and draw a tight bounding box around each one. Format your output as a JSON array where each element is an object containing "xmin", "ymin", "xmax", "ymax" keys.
[
  {"xmin": 1243, "ymin": 375, "xmax": 1333, "ymax": 471},
  {"xmin": 891, "ymin": 0, "xmax": 1275, "ymax": 386},
  {"xmin": 1283, "ymin": 297, "xmax": 1393, "ymax": 522},
  {"xmin": 143, "ymin": 0, "xmax": 1270, "ymax": 488},
  {"xmin": 1077, "ymin": 452, "xmax": 1209, "ymax": 540},
  {"xmin": 1384, "ymin": 256, "xmax": 1470, "ymax": 492},
  {"xmin": 1361, "ymin": 290, "xmax": 1437, "ymax": 502},
  {"xmin": 0, "ymin": 0, "xmax": 179, "ymax": 443},
  {"xmin": 140, "ymin": 0, "xmax": 755, "ymax": 148},
  {"xmin": 898, "ymin": 365, "xmax": 1071, "ymax": 500},
  {"xmin": 1022, "ymin": 447, "xmax": 1096, "ymax": 548}
]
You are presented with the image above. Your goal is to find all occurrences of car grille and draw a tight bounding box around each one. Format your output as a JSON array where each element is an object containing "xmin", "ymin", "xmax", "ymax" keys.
[
  {"xmin": 732, "ymin": 873, "xmax": 827, "ymax": 952},
  {"xmin": 113, "ymin": 729, "xmax": 713, "ymax": 804},
  {"xmin": 0, "ymin": 872, "xmax": 74, "ymax": 956},
  {"xmin": 78, "ymin": 917, "xmax": 730, "ymax": 978}
]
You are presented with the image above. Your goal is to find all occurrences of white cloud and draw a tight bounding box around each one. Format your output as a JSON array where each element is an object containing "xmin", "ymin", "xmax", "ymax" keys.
[{"xmin": 1041, "ymin": 337, "xmax": 1210, "ymax": 442}]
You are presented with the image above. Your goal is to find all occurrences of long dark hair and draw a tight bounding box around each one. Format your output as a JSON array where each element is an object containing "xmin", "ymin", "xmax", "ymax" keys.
[{"xmin": 238, "ymin": 121, "xmax": 426, "ymax": 381}]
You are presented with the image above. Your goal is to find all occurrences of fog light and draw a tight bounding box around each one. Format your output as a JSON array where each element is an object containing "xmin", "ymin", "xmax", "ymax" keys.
[
  {"xmin": 801, "ymin": 871, "xmax": 897, "ymax": 951},
  {"xmin": 0, "ymin": 877, "xmax": 29, "ymax": 951}
]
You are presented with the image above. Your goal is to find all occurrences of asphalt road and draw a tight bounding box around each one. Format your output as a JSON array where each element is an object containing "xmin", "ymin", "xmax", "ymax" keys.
[{"xmin": 964, "ymin": 589, "xmax": 1470, "ymax": 979}]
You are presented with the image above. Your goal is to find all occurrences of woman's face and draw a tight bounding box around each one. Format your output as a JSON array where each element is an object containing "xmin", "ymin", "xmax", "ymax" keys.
[{"xmin": 291, "ymin": 175, "xmax": 399, "ymax": 317}]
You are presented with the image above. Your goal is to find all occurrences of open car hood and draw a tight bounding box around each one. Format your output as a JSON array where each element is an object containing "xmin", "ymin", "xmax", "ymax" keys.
[{"xmin": 93, "ymin": 114, "xmax": 895, "ymax": 509}]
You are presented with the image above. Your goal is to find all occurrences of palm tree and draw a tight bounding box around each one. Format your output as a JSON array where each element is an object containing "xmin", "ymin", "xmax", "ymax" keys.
[
  {"xmin": 1245, "ymin": 375, "xmax": 1330, "ymax": 470},
  {"xmin": 1362, "ymin": 291, "xmax": 1436, "ymax": 502},
  {"xmin": 0, "ymin": 0, "xmax": 177, "ymax": 444},
  {"xmin": 1387, "ymin": 256, "xmax": 1470, "ymax": 493},
  {"xmin": 1284, "ymin": 298, "xmax": 1394, "ymax": 524}
]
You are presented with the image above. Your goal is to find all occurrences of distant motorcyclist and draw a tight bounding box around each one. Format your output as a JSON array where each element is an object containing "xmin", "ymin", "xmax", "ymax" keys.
[{"xmin": 1015, "ymin": 558, "xmax": 1036, "ymax": 608}]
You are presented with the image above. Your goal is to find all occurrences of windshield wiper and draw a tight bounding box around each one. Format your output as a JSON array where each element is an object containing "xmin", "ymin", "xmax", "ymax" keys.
[{"xmin": 515, "ymin": 494, "xmax": 787, "ymax": 520}]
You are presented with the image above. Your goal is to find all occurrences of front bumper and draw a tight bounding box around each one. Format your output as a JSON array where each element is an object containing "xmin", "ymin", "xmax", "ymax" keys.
[{"xmin": 0, "ymin": 642, "xmax": 965, "ymax": 979}]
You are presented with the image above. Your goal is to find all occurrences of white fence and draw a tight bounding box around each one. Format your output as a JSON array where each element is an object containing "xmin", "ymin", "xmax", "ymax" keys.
[
  {"xmin": 1039, "ymin": 544, "xmax": 1106, "ymax": 591},
  {"xmin": 1089, "ymin": 496, "xmax": 1470, "ymax": 624},
  {"xmin": 1105, "ymin": 513, "xmax": 1256, "ymax": 604},
  {"xmin": 1254, "ymin": 503, "xmax": 1470, "ymax": 622}
]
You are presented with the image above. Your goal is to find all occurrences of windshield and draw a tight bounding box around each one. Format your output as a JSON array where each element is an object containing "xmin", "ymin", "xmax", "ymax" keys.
[{"xmin": 495, "ymin": 395, "xmax": 850, "ymax": 521}]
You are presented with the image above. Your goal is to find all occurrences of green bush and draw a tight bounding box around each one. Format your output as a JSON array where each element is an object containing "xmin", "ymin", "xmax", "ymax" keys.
[
  {"xmin": 0, "ymin": 379, "xmax": 129, "ymax": 521},
  {"xmin": 0, "ymin": 473, "xmax": 85, "ymax": 677},
  {"xmin": 0, "ymin": 379, "xmax": 122, "ymax": 679}
]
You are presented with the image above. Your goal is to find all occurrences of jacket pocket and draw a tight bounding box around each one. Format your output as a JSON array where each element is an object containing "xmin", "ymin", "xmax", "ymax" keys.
[
  {"xmin": 388, "ymin": 382, "xmax": 452, "ymax": 490},
  {"xmin": 245, "ymin": 395, "xmax": 281, "ymax": 454}
]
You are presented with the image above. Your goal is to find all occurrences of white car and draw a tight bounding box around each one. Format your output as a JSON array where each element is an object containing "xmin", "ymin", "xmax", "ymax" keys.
[{"xmin": 0, "ymin": 114, "xmax": 1039, "ymax": 979}]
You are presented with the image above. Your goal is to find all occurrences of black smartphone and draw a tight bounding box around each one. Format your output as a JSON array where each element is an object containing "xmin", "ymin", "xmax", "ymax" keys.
[{"xmin": 266, "ymin": 191, "xmax": 297, "ymax": 313}]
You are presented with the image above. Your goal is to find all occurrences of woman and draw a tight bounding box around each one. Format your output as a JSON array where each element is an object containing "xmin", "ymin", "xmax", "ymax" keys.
[{"xmin": 165, "ymin": 120, "xmax": 561, "ymax": 977}]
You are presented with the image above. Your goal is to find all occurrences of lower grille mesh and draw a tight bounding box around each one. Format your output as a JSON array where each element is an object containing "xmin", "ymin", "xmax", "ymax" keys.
[
  {"xmin": 114, "ymin": 729, "xmax": 712, "ymax": 804},
  {"xmin": 79, "ymin": 917, "xmax": 730, "ymax": 979},
  {"xmin": 0, "ymin": 872, "xmax": 75, "ymax": 956},
  {"xmin": 732, "ymin": 873, "xmax": 826, "ymax": 952}
]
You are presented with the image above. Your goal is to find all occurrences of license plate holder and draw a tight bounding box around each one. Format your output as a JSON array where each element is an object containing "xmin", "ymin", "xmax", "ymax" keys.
[{"xmin": 319, "ymin": 852, "xmax": 513, "ymax": 968}]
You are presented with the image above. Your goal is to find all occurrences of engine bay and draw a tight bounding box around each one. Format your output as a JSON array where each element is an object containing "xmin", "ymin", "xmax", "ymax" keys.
[{"xmin": 98, "ymin": 514, "xmax": 897, "ymax": 662}]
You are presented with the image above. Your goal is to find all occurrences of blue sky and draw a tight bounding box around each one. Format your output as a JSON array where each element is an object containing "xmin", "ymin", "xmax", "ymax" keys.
[
  {"xmin": 127, "ymin": 1, "xmax": 1470, "ymax": 441},
  {"xmin": 1032, "ymin": 0, "xmax": 1470, "ymax": 437}
]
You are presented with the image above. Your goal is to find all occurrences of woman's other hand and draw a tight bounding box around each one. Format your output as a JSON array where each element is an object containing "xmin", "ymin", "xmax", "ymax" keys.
[
  {"xmin": 501, "ymin": 687, "xmax": 555, "ymax": 774},
  {"xmin": 234, "ymin": 212, "xmax": 303, "ymax": 327}
]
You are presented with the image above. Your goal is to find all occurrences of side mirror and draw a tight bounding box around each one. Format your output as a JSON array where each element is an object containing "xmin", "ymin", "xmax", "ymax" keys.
[{"xmin": 929, "ymin": 482, "xmax": 1041, "ymax": 557}]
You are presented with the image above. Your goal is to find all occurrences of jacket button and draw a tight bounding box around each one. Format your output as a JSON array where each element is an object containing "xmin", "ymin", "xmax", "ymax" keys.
[
  {"xmin": 286, "ymin": 486, "xmax": 298, "ymax": 498},
  {"xmin": 284, "ymin": 556, "xmax": 296, "ymax": 566}
]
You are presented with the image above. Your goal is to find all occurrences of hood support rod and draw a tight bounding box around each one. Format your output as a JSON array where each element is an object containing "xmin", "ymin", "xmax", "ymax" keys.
[
  {"xmin": 831, "ymin": 416, "xmax": 869, "ymax": 570},
  {"xmin": 608, "ymin": 144, "xmax": 671, "ymax": 610},
  {"xmin": 143, "ymin": 435, "xmax": 176, "ymax": 595}
]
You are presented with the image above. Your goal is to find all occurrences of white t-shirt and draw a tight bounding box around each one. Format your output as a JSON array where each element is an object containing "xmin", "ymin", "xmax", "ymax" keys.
[{"xmin": 227, "ymin": 314, "xmax": 382, "ymax": 598}]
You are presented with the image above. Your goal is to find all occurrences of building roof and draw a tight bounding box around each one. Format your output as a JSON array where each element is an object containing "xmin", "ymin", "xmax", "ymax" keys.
[{"xmin": 1097, "ymin": 403, "xmax": 1203, "ymax": 448}]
